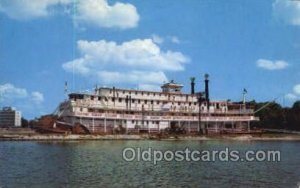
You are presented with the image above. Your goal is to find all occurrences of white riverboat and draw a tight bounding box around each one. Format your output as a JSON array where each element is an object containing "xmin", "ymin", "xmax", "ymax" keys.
[{"xmin": 54, "ymin": 75, "xmax": 259, "ymax": 134}]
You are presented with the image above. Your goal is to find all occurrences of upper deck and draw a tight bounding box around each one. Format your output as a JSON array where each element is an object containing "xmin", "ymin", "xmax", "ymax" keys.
[{"xmin": 64, "ymin": 80, "xmax": 255, "ymax": 116}]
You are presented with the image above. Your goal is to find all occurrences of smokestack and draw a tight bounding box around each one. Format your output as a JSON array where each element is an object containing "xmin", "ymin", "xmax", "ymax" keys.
[
  {"xmin": 204, "ymin": 74, "xmax": 209, "ymax": 110},
  {"xmin": 190, "ymin": 77, "xmax": 195, "ymax": 94}
]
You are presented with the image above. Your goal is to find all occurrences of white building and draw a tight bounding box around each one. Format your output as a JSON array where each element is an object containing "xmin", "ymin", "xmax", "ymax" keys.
[{"xmin": 0, "ymin": 107, "xmax": 22, "ymax": 127}]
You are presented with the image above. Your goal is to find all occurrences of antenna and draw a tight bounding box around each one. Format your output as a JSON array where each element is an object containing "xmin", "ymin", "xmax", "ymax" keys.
[
  {"xmin": 0, "ymin": 90, "xmax": 3, "ymax": 105},
  {"xmin": 242, "ymin": 88, "xmax": 247, "ymax": 104},
  {"xmin": 94, "ymin": 84, "xmax": 98, "ymax": 94},
  {"xmin": 64, "ymin": 81, "xmax": 68, "ymax": 99}
]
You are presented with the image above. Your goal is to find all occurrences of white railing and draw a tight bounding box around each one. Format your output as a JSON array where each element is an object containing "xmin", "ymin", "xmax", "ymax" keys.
[
  {"xmin": 71, "ymin": 102, "xmax": 254, "ymax": 115},
  {"xmin": 71, "ymin": 112, "xmax": 258, "ymax": 122}
]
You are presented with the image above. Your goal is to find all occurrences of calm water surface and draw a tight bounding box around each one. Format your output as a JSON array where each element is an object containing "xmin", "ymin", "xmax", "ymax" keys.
[{"xmin": 0, "ymin": 140, "xmax": 299, "ymax": 188}]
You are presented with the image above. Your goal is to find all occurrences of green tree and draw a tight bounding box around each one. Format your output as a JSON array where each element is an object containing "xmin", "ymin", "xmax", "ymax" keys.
[
  {"xmin": 286, "ymin": 101, "xmax": 300, "ymax": 130},
  {"xmin": 248, "ymin": 101, "xmax": 285, "ymax": 129},
  {"xmin": 21, "ymin": 118, "xmax": 29, "ymax": 127}
]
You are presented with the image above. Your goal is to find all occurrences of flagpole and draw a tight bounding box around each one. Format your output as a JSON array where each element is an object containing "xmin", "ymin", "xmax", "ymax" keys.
[
  {"xmin": 243, "ymin": 88, "xmax": 247, "ymax": 104},
  {"xmin": 242, "ymin": 88, "xmax": 247, "ymax": 112}
]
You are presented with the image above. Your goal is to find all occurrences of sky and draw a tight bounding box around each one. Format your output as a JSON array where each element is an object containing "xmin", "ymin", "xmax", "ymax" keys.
[{"xmin": 0, "ymin": 0, "xmax": 300, "ymax": 119}]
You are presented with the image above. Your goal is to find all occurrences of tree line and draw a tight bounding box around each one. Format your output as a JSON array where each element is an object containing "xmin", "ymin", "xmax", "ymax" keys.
[{"xmin": 249, "ymin": 100, "xmax": 300, "ymax": 131}]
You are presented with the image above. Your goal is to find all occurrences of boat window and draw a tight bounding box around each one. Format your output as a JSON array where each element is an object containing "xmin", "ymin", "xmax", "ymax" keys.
[{"xmin": 78, "ymin": 94, "xmax": 84, "ymax": 99}]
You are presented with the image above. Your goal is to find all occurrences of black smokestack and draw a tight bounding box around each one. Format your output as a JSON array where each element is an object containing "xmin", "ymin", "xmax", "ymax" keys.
[
  {"xmin": 204, "ymin": 74, "xmax": 209, "ymax": 110},
  {"xmin": 190, "ymin": 77, "xmax": 195, "ymax": 94}
]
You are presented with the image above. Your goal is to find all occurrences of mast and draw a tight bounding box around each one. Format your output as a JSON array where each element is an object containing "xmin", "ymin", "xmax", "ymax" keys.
[{"xmin": 64, "ymin": 81, "xmax": 68, "ymax": 100}]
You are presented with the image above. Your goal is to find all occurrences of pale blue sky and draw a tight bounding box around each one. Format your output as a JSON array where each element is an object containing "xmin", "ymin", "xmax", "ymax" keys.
[{"xmin": 0, "ymin": 0, "xmax": 300, "ymax": 119}]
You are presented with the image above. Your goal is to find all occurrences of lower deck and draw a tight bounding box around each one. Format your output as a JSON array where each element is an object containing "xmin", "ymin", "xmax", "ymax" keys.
[{"xmin": 62, "ymin": 115, "xmax": 258, "ymax": 134}]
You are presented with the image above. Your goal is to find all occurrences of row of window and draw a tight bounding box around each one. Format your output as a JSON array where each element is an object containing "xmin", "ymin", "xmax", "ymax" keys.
[
  {"xmin": 76, "ymin": 96, "xmax": 227, "ymax": 111},
  {"xmin": 88, "ymin": 96, "xmax": 202, "ymax": 106},
  {"xmin": 109, "ymin": 89, "xmax": 196, "ymax": 99},
  {"xmin": 75, "ymin": 96, "xmax": 227, "ymax": 108},
  {"xmin": 131, "ymin": 120, "xmax": 159, "ymax": 125},
  {"xmin": 111, "ymin": 89, "xmax": 166, "ymax": 96}
]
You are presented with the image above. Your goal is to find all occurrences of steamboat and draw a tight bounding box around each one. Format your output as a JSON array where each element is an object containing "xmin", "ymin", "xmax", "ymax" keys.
[{"xmin": 51, "ymin": 74, "xmax": 259, "ymax": 134}]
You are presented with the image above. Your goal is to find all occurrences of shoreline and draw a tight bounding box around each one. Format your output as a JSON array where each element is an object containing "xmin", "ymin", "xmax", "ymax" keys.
[{"xmin": 1, "ymin": 133, "xmax": 300, "ymax": 141}]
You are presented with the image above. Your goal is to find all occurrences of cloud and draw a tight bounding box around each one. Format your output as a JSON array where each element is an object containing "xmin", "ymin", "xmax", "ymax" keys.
[
  {"xmin": 0, "ymin": 0, "xmax": 71, "ymax": 20},
  {"xmin": 273, "ymin": 0, "xmax": 300, "ymax": 26},
  {"xmin": 0, "ymin": 83, "xmax": 28, "ymax": 99},
  {"xmin": 170, "ymin": 36, "xmax": 180, "ymax": 44},
  {"xmin": 285, "ymin": 84, "xmax": 300, "ymax": 102},
  {"xmin": 63, "ymin": 38, "xmax": 189, "ymax": 86},
  {"xmin": 0, "ymin": 83, "xmax": 45, "ymax": 118},
  {"xmin": 0, "ymin": 0, "xmax": 140, "ymax": 29},
  {"xmin": 152, "ymin": 34, "xmax": 164, "ymax": 44},
  {"xmin": 151, "ymin": 34, "xmax": 181, "ymax": 44},
  {"xmin": 74, "ymin": 0, "xmax": 139, "ymax": 29},
  {"xmin": 31, "ymin": 91, "xmax": 44, "ymax": 104},
  {"xmin": 293, "ymin": 84, "xmax": 300, "ymax": 95},
  {"xmin": 285, "ymin": 93, "xmax": 298, "ymax": 101},
  {"xmin": 0, "ymin": 83, "xmax": 44, "ymax": 104},
  {"xmin": 256, "ymin": 59, "xmax": 289, "ymax": 70}
]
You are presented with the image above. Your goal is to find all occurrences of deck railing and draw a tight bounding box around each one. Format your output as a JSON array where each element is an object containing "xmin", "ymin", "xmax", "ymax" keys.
[{"xmin": 70, "ymin": 102, "xmax": 255, "ymax": 115}]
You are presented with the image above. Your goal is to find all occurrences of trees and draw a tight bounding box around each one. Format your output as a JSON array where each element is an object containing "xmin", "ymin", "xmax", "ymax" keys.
[
  {"xmin": 21, "ymin": 118, "xmax": 29, "ymax": 127},
  {"xmin": 285, "ymin": 101, "xmax": 300, "ymax": 130},
  {"xmin": 251, "ymin": 100, "xmax": 300, "ymax": 131},
  {"xmin": 252, "ymin": 101, "xmax": 285, "ymax": 129}
]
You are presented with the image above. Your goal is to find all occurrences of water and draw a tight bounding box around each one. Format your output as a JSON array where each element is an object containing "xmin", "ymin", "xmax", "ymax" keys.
[{"xmin": 0, "ymin": 140, "xmax": 299, "ymax": 188}]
